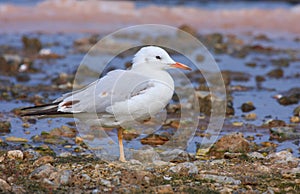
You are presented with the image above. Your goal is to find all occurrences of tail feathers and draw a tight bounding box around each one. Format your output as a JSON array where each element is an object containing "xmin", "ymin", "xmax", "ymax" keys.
[{"xmin": 20, "ymin": 102, "xmax": 71, "ymax": 116}]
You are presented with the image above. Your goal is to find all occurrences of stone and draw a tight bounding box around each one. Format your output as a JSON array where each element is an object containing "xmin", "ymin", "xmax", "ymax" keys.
[
  {"xmin": 270, "ymin": 127, "xmax": 300, "ymax": 140},
  {"xmin": 59, "ymin": 170, "xmax": 72, "ymax": 185},
  {"xmin": 29, "ymin": 164, "xmax": 57, "ymax": 180},
  {"xmin": 153, "ymin": 184, "xmax": 174, "ymax": 194},
  {"xmin": 290, "ymin": 116, "xmax": 300, "ymax": 123},
  {"xmin": 22, "ymin": 35, "xmax": 42, "ymax": 54},
  {"xmin": 0, "ymin": 178, "xmax": 11, "ymax": 192},
  {"xmin": 266, "ymin": 68, "xmax": 284, "ymax": 78},
  {"xmin": 247, "ymin": 152, "xmax": 265, "ymax": 159},
  {"xmin": 5, "ymin": 136, "xmax": 28, "ymax": 143},
  {"xmin": 245, "ymin": 113, "xmax": 257, "ymax": 120},
  {"xmin": 241, "ymin": 102, "xmax": 256, "ymax": 112},
  {"xmin": 0, "ymin": 121, "xmax": 11, "ymax": 133},
  {"xmin": 267, "ymin": 151, "xmax": 299, "ymax": 164},
  {"xmin": 278, "ymin": 96, "xmax": 298, "ymax": 105},
  {"xmin": 293, "ymin": 105, "xmax": 300, "ymax": 116},
  {"xmin": 178, "ymin": 24, "xmax": 198, "ymax": 37},
  {"xmin": 33, "ymin": 156, "xmax": 55, "ymax": 167},
  {"xmin": 132, "ymin": 147, "xmax": 160, "ymax": 162},
  {"xmin": 100, "ymin": 178, "xmax": 112, "ymax": 187},
  {"xmin": 210, "ymin": 133, "xmax": 251, "ymax": 154},
  {"xmin": 7, "ymin": 150, "xmax": 24, "ymax": 160},
  {"xmin": 160, "ymin": 149, "xmax": 192, "ymax": 162},
  {"xmin": 169, "ymin": 162, "xmax": 198, "ymax": 175},
  {"xmin": 23, "ymin": 149, "xmax": 41, "ymax": 160},
  {"xmin": 202, "ymin": 174, "xmax": 241, "ymax": 185}
]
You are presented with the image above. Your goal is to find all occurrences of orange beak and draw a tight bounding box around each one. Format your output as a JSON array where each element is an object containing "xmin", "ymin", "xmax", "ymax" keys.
[{"xmin": 170, "ymin": 62, "xmax": 192, "ymax": 71}]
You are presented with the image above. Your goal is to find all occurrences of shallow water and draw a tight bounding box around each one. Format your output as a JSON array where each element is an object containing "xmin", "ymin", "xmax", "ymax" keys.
[
  {"xmin": 0, "ymin": 30, "xmax": 299, "ymax": 158},
  {"xmin": 0, "ymin": 1, "xmax": 299, "ymax": 158}
]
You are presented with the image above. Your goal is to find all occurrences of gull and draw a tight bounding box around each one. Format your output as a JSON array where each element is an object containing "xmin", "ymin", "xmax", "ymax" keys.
[{"xmin": 21, "ymin": 46, "xmax": 191, "ymax": 162}]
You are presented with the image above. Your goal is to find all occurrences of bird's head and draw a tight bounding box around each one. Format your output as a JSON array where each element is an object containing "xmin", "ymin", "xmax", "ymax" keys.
[{"xmin": 132, "ymin": 46, "xmax": 191, "ymax": 71}]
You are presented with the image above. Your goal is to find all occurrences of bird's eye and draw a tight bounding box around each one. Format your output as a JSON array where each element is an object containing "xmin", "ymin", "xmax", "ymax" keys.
[{"xmin": 156, "ymin": 56, "xmax": 161, "ymax": 60}]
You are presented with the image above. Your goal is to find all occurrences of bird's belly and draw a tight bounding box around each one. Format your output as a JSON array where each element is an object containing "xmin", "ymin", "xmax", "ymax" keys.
[{"xmin": 107, "ymin": 85, "xmax": 173, "ymax": 124}]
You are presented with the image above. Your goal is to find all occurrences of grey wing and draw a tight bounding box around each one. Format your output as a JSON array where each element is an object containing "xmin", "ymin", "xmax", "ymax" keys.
[{"xmin": 56, "ymin": 70, "xmax": 152, "ymax": 114}]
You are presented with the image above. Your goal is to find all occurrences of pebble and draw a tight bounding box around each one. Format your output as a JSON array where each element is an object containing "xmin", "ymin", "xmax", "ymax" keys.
[
  {"xmin": 241, "ymin": 102, "xmax": 256, "ymax": 112},
  {"xmin": 270, "ymin": 127, "xmax": 300, "ymax": 140},
  {"xmin": 29, "ymin": 164, "xmax": 57, "ymax": 180},
  {"xmin": 267, "ymin": 151, "xmax": 299, "ymax": 164},
  {"xmin": 160, "ymin": 149, "xmax": 191, "ymax": 162},
  {"xmin": 0, "ymin": 121, "xmax": 11, "ymax": 133},
  {"xmin": 58, "ymin": 152, "xmax": 72, "ymax": 157},
  {"xmin": 129, "ymin": 159, "xmax": 143, "ymax": 166},
  {"xmin": 153, "ymin": 184, "xmax": 174, "ymax": 194},
  {"xmin": 100, "ymin": 178, "xmax": 112, "ymax": 187},
  {"xmin": 210, "ymin": 133, "xmax": 251, "ymax": 153},
  {"xmin": 7, "ymin": 150, "xmax": 24, "ymax": 160},
  {"xmin": 290, "ymin": 116, "xmax": 300, "ymax": 123},
  {"xmin": 132, "ymin": 147, "xmax": 160, "ymax": 162},
  {"xmin": 0, "ymin": 178, "xmax": 11, "ymax": 192},
  {"xmin": 59, "ymin": 170, "xmax": 72, "ymax": 185},
  {"xmin": 5, "ymin": 136, "xmax": 28, "ymax": 143},
  {"xmin": 202, "ymin": 174, "xmax": 241, "ymax": 185},
  {"xmin": 266, "ymin": 68, "xmax": 284, "ymax": 78},
  {"xmin": 245, "ymin": 113, "xmax": 257, "ymax": 120},
  {"xmin": 293, "ymin": 105, "xmax": 300, "ymax": 116},
  {"xmin": 152, "ymin": 160, "xmax": 169, "ymax": 167},
  {"xmin": 33, "ymin": 156, "xmax": 55, "ymax": 167},
  {"xmin": 278, "ymin": 96, "xmax": 298, "ymax": 105},
  {"xmin": 247, "ymin": 152, "xmax": 265, "ymax": 159},
  {"xmin": 169, "ymin": 162, "xmax": 198, "ymax": 175}
]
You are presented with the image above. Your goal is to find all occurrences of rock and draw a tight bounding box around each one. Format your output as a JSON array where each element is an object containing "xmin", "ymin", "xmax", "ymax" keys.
[
  {"xmin": 16, "ymin": 73, "xmax": 30, "ymax": 82},
  {"xmin": 293, "ymin": 105, "xmax": 300, "ymax": 116},
  {"xmin": 210, "ymin": 133, "xmax": 251, "ymax": 156},
  {"xmin": 140, "ymin": 134, "xmax": 169, "ymax": 146},
  {"xmin": 247, "ymin": 152, "xmax": 265, "ymax": 159},
  {"xmin": 245, "ymin": 113, "xmax": 257, "ymax": 120},
  {"xmin": 169, "ymin": 162, "xmax": 198, "ymax": 175},
  {"xmin": 80, "ymin": 174, "xmax": 91, "ymax": 182},
  {"xmin": 152, "ymin": 160, "xmax": 169, "ymax": 167},
  {"xmin": 271, "ymin": 58, "xmax": 289, "ymax": 67},
  {"xmin": 267, "ymin": 68, "xmax": 284, "ymax": 78},
  {"xmin": 129, "ymin": 159, "xmax": 142, "ymax": 166},
  {"xmin": 270, "ymin": 127, "xmax": 300, "ymax": 140},
  {"xmin": 255, "ymin": 75, "xmax": 266, "ymax": 82},
  {"xmin": 100, "ymin": 178, "xmax": 112, "ymax": 187},
  {"xmin": 11, "ymin": 185, "xmax": 26, "ymax": 194},
  {"xmin": 0, "ymin": 121, "xmax": 11, "ymax": 133},
  {"xmin": 290, "ymin": 116, "xmax": 300, "ymax": 123},
  {"xmin": 5, "ymin": 136, "xmax": 28, "ymax": 143},
  {"xmin": 7, "ymin": 150, "xmax": 24, "ymax": 160},
  {"xmin": 160, "ymin": 149, "xmax": 193, "ymax": 163},
  {"xmin": 58, "ymin": 170, "xmax": 72, "ymax": 185},
  {"xmin": 178, "ymin": 24, "xmax": 198, "ymax": 37},
  {"xmin": 202, "ymin": 174, "xmax": 241, "ymax": 185},
  {"xmin": 23, "ymin": 149, "xmax": 40, "ymax": 160},
  {"xmin": 241, "ymin": 102, "xmax": 256, "ymax": 112},
  {"xmin": 58, "ymin": 152, "xmax": 72, "ymax": 157},
  {"xmin": 0, "ymin": 178, "xmax": 11, "ymax": 192},
  {"xmin": 221, "ymin": 70, "xmax": 251, "ymax": 82},
  {"xmin": 49, "ymin": 125, "xmax": 77, "ymax": 138},
  {"xmin": 278, "ymin": 96, "xmax": 298, "ymax": 105},
  {"xmin": 132, "ymin": 147, "xmax": 160, "ymax": 162},
  {"xmin": 22, "ymin": 35, "xmax": 42, "ymax": 54},
  {"xmin": 29, "ymin": 164, "xmax": 57, "ymax": 180},
  {"xmin": 153, "ymin": 184, "xmax": 174, "ymax": 194},
  {"xmin": 267, "ymin": 151, "xmax": 299, "ymax": 164},
  {"xmin": 33, "ymin": 156, "xmax": 55, "ymax": 167},
  {"xmin": 264, "ymin": 119, "xmax": 286, "ymax": 127}
]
